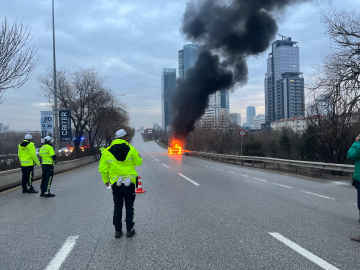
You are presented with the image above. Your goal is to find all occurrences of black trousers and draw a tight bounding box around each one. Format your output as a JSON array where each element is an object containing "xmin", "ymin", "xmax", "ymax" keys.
[
  {"xmin": 112, "ymin": 183, "xmax": 136, "ymax": 232},
  {"xmin": 41, "ymin": 164, "xmax": 54, "ymax": 194},
  {"xmin": 21, "ymin": 166, "xmax": 34, "ymax": 191}
]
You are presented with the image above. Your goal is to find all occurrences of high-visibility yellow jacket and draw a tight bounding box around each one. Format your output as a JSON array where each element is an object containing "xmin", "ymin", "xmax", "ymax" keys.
[
  {"xmin": 39, "ymin": 143, "xmax": 56, "ymax": 166},
  {"xmin": 99, "ymin": 147, "xmax": 105, "ymax": 154},
  {"xmin": 98, "ymin": 139, "xmax": 143, "ymax": 185},
  {"xmin": 18, "ymin": 140, "xmax": 40, "ymax": 167}
]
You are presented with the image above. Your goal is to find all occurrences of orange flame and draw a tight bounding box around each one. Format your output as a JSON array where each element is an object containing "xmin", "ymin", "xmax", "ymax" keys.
[{"xmin": 168, "ymin": 140, "xmax": 182, "ymax": 155}]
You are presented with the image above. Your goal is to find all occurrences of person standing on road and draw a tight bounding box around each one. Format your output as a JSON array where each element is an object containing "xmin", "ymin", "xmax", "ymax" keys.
[
  {"xmin": 39, "ymin": 136, "xmax": 57, "ymax": 198},
  {"xmin": 347, "ymin": 134, "xmax": 360, "ymax": 242},
  {"xmin": 99, "ymin": 129, "xmax": 143, "ymax": 238},
  {"xmin": 18, "ymin": 134, "xmax": 40, "ymax": 193}
]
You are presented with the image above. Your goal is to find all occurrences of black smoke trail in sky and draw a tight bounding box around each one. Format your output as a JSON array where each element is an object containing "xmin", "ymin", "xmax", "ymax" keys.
[{"xmin": 171, "ymin": 0, "xmax": 310, "ymax": 140}]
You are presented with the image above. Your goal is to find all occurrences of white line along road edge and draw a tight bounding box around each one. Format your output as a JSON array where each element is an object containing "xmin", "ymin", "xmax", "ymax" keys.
[
  {"xmin": 178, "ymin": 173, "xmax": 201, "ymax": 186},
  {"xmin": 269, "ymin": 233, "xmax": 340, "ymax": 270},
  {"xmin": 45, "ymin": 235, "xmax": 79, "ymax": 270},
  {"xmin": 162, "ymin": 164, "xmax": 170, "ymax": 168}
]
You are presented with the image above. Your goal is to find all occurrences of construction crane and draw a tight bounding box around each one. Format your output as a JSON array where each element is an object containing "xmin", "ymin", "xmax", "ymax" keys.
[{"xmin": 278, "ymin": 34, "xmax": 286, "ymax": 40}]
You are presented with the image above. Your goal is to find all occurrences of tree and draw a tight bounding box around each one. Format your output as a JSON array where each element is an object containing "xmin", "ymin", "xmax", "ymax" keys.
[
  {"xmin": 0, "ymin": 18, "xmax": 38, "ymax": 103},
  {"xmin": 38, "ymin": 67, "xmax": 129, "ymax": 153}
]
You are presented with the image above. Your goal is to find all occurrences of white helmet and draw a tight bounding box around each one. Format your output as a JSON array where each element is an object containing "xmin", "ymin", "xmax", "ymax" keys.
[
  {"xmin": 25, "ymin": 134, "xmax": 32, "ymax": 140},
  {"xmin": 44, "ymin": 136, "xmax": 52, "ymax": 142}
]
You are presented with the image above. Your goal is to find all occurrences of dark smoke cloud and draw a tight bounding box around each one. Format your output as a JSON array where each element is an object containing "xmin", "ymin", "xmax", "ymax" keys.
[{"xmin": 171, "ymin": 0, "xmax": 310, "ymax": 140}]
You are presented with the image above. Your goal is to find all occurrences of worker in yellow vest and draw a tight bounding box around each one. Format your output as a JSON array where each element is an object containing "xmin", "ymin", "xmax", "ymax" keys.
[
  {"xmin": 18, "ymin": 134, "xmax": 40, "ymax": 193},
  {"xmin": 39, "ymin": 136, "xmax": 57, "ymax": 197}
]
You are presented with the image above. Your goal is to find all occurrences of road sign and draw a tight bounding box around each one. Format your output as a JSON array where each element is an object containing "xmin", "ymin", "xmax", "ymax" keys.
[
  {"xmin": 239, "ymin": 129, "xmax": 246, "ymax": 137},
  {"xmin": 59, "ymin": 110, "xmax": 72, "ymax": 142},
  {"xmin": 41, "ymin": 111, "xmax": 53, "ymax": 143}
]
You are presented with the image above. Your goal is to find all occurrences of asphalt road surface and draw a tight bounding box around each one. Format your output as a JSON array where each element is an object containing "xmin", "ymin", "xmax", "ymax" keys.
[{"xmin": 1, "ymin": 133, "xmax": 360, "ymax": 270}]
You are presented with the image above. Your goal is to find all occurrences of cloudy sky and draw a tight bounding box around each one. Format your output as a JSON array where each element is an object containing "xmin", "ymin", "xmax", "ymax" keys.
[{"xmin": 0, "ymin": 0, "xmax": 358, "ymax": 130}]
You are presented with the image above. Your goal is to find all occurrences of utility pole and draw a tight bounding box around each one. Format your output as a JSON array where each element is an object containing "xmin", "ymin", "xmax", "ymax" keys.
[{"xmin": 52, "ymin": 0, "xmax": 59, "ymax": 154}]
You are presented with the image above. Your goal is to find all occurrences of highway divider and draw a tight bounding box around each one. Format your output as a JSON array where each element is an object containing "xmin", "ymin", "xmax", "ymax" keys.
[
  {"xmin": 155, "ymin": 140, "xmax": 354, "ymax": 180},
  {"xmin": 0, "ymin": 154, "xmax": 100, "ymax": 192}
]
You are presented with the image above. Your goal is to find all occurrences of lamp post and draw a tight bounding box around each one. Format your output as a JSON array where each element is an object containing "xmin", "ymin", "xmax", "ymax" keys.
[{"xmin": 52, "ymin": 0, "xmax": 59, "ymax": 154}]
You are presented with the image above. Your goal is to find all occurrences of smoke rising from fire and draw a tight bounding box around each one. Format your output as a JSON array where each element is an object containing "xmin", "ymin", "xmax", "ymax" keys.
[{"xmin": 171, "ymin": 0, "xmax": 310, "ymax": 140}]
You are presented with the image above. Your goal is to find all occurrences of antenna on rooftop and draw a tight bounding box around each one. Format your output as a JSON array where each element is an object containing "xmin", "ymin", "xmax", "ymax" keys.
[{"xmin": 278, "ymin": 34, "xmax": 286, "ymax": 40}]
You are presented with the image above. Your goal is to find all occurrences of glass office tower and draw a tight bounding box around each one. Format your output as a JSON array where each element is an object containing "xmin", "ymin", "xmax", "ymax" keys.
[
  {"xmin": 161, "ymin": 68, "xmax": 176, "ymax": 131},
  {"xmin": 264, "ymin": 37, "xmax": 305, "ymax": 122}
]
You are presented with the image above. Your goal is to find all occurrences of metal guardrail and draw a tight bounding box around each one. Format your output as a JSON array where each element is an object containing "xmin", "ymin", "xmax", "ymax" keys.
[{"xmin": 155, "ymin": 140, "xmax": 354, "ymax": 178}]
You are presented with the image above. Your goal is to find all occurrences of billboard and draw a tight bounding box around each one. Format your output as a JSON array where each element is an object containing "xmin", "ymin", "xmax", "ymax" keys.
[
  {"xmin": 59, "ymin": 110, "xmax": 72, "ymax": 142},
  {"xmin": 41, "ymin": 111, "xmax": 53, "ymax": 143}
]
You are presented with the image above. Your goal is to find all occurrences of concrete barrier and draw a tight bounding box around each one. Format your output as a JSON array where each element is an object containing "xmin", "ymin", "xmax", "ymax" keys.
[{"xmin": 0, "ymin": 154, "xmax": 100, "ymax": 192}]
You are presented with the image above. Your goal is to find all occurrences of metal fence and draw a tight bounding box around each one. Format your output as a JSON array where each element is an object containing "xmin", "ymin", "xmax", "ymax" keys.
[{"xmin": 156, "ymin": 140, "xmax": 354, "ymax": 179}]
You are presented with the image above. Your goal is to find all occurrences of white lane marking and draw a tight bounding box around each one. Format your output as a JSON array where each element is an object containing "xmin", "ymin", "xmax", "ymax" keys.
[
  {"xmin": 178, "ymin": 173, "xmax": 200, "ymax": 186},
  {"xmin": 203, "ymin": 165, "xmax": 209, "ymax": 167},
  {"xmin": 239, "ymin": 174, "xmax": 249, "ymax": 177},
  {"xmin": 218, "ymin": 169, "xmax": 224, "ymax": 171},
  {"xmin": 269, "ymin": 233, "xmax": 340, "ymax": 270},
  {"xmin": 162, "ymin": 164, "xmax": 170, "ymax": 168},
  {"xmin": 273, "ymin": 183, "xmax": 293, "ymax": 189},
  {"xmin": 301, "ymin": 191, "xmax": 335, "ymax": 200},
  {"xmin": 151, "ymin": 155, "xmax": 153, "ymax": 157},
  {"xmin": 252, "ymin": 177, "xmax": 268, "ymax": 182},
  {"xmin": 44, "ymin": 235, "xmax": 79, "ymax": 270},
  {"xmin": 155, "ymin": 159, "xmax": 159, "ymax": 161},
  {"xmin": 228, "ymin": 171, "xmax": 235, "ymax": 173}
]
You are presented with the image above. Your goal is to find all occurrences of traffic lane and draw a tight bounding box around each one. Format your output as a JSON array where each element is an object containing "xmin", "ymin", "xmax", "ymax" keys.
[
  {"xmin": 170, "ymin": 158, "xmax": 360, "ymax": 269},
  {"xmin": 0, "ymin": 162, "xmax": 117, "ymax": 270},
  {"xmin": 113, "ymin": 147, "xmax": 319, "ymax": 269},
  {"xmin": 182, "ymin": 155, "xmax": 357, "ymax": 207}
]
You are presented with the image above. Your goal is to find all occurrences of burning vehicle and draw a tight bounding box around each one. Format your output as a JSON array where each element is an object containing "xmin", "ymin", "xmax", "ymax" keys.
[{"xmin": 168, "ymin": 139, "xmax": 182, "ymax": 155}]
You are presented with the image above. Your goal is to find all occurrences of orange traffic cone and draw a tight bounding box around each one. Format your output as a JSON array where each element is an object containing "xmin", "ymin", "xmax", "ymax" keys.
[{"xmin": 135, "ymin": 176, "xmax": 146, "ymax": 193}]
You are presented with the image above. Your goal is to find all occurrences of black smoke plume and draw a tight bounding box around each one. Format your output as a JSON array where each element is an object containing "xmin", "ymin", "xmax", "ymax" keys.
[{"xmin": 171, "ymin": 0, "xmax": 309, "ymax": 141}]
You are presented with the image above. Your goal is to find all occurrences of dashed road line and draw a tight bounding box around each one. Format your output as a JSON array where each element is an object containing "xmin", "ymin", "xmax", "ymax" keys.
[
  {"xmin": 178, "ymin": 173, "xmax": 201, "ymax": 186},
  {"xmin": 269, "ymin": 233, "xmax": 339, "ymax": 270},
  {"xmin": 301, "ymin": 191, "xmax": 336, "ymax": 200},
  {"xmin": 162, "ymin": 164, "xmax": 170, "ymax": 168},
  {"xmin": 252, "ymin": 177, "xmax": 268, "ymax": 182},
  {"xmin": 155, "ymin": 159, "xmax": 159, "ymax": 161},
  {"xmin": 44, "ymin": 235, "xmax": 79, "ymax": 270},
  {"xmin": 228, "ymin": 171, "xmax": 235, "ymax": 173},
  {"xmin": 273, "ymin": 183, "xmax": 293, "ymax": 189}
]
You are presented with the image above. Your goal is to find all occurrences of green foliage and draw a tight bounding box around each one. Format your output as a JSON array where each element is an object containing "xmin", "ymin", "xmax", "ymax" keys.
[{"xmin": 243, "ymin": 137, "xmax": 263, "ymax": 156}]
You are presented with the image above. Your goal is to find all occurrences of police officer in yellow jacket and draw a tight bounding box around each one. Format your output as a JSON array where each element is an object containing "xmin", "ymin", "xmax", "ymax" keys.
[
  {"xmin": 18, "ymin": 134, "xmax": 40, "ymax": 193},
  {"xmin": 99, "ymin": 129, "xmax": 143, "ymax": 238},
  {"xmin": 39, "ymin": 136, "xmax": 57, "ymax": 197}
]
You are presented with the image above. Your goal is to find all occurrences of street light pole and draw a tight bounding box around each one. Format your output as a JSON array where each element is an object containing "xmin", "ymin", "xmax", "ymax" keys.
[{"xmin": 52, "ymin": 0, "xmax": 59, "ymax": 154}]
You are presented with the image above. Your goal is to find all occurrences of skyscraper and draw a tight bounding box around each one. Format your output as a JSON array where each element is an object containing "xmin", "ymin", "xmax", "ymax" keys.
[
  {"xmin": 264, "ymin": 37, "xmax": 305, "ymax": 122},
  {"xmin": 161, "ymin": 68, "xmax": 176, "ymax": 131},
  {"xmin": 230, "ymin": 113, "xmax": 241, "ymax": 126},
  {"xmin": 178, "ymin": 44, "xmax": 202, "ymax": 80},
  {"xmin": 246, "ymin": 106, "xmax": 256, "ymax": 127},
  {"xmin": 178, "ymin": 44, "xmax": 229, "ymax": 110}
]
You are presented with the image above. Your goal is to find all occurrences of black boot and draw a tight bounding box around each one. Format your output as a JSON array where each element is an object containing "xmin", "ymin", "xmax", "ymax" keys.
[
  {"xmin": 115, "ymin": 231, "xmax": 123, "ymax": 238},
  {"xmin": 44, "ymin": 193, "xmax": 55, "ymax": 197},
  {"xmin": 22, "ymin": 190, "xmax": 28, "ymax": 193},
  {"xmin": 126, "ymin": 229, "xmax": 135, "ymax": 238},
  {"xmin": 40, "ymin": 193, "xmax": 45, "ymax": 197},
  {"xmin": 28, "ymin": 187, "xmax": 38, "ymax": 193}
]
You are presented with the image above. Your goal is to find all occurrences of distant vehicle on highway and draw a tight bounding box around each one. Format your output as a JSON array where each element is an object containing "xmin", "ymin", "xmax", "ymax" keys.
[{"xmin": 59, "ymin": 147, "xmax": 69, "ymax": 155}]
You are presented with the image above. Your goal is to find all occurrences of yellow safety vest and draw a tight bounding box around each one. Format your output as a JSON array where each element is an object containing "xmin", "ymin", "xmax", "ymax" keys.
[
  {"xmin": 18, "ymin": 140, "xmax": 40, "ymax": 167},
  {"xmin": 98, "ymin": 139, "xmax": 143, "ymax": 185},
  {"xmin": 39, "ymin": 144, "xmax": 56, "ymax": 165}
]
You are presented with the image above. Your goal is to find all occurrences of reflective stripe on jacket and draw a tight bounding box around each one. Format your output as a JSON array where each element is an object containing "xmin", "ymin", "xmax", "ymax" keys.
[
  {"xmin": 348, "ymin": 141, "xmax": 360, "ymax": 182},
  {"xmin": 39, "ymin": 144, "xmax": 56, "ymax": 165},
  {"xmin": 98, "ymin": 139, "xmax": 143, "ymax": 185},
  {"xmin": 18, "ymin": 140, "xmax": 40, "ymax": 167}
]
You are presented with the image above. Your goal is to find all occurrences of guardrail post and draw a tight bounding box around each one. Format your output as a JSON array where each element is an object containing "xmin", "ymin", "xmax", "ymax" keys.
[
  {"xmin": 277, "ymin": 164, "xmax": 280, "ymax": 170},
  {"xmin": 263, "ymin": 162, "xmax": 266, "ymax": 168},
  {"xmin": 252, "ymin": 161, "xmax": 254, "ymax": 167}
]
